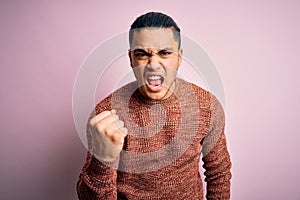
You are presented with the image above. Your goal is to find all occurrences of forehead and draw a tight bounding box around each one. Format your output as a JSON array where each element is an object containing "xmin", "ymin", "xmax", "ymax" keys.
[{"xmin": 130, "ymin": 28, "xmax": 178, "ymax": 50}]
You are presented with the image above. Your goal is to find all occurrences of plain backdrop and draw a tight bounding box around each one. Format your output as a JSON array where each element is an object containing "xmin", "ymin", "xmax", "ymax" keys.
[{"xmin": 1, "ymin": 1, "xmax": 300, "ymax": 199}]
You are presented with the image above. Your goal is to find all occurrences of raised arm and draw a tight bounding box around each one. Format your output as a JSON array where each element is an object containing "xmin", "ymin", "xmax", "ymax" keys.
[{"xmin": 77, "ymin": 109, "xmax": 127, "ymax": 199}]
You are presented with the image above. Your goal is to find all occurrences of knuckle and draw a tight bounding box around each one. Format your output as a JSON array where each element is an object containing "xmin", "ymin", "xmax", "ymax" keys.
[
  {"xmin": 116, "ymin": 120, "xmax": 124, "ymax": 128},
  {"xmin": 113, "ymin": 114, "xmax": 119, "ymax": 121},
  {"xmin": 95, "ymin": 121, "xmax": 105, "ymax": 133},
  {"xmin": 112, "ymin": 132, "xmax": 123, "ymax": 143},
  {"xmin": 112, "ymin": 134, "xmax": 119, "ymax": 142},
  {"xmin": 89, "ymin": 117, "xmax": 96, "ymax": 126},
  {"xmin": 122, "ymin": 127, "xmax": 128, "ymax": 135},
  {"xmin": 105, "ymin": 126, "xmax": 119, "ymax": 138}
]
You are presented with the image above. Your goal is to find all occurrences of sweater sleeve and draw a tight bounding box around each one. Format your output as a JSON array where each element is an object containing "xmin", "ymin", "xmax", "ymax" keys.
[
  {"xmin": 76, "ymin": 107, "xmax": 118, "ymax": 200},
  {"xmin": 201, "ymin": 94, "xmax": 232, "ymax": 200},
  {"xmin": 77, "ymin": 152, "xmax": 118, "ymax": 199}
]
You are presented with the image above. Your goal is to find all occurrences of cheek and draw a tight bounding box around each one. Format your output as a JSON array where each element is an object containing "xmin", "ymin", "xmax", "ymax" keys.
[
  {"xmin": 132, "ymin": 65, "xmax": 145, "ymax": 78},
  {"xmin": 163, "ymin": 59, "xmax": 180, "ymax": 71},
  {"xmin": 131, "ymin": 59, "xmax": 138, "ymax": 67},
  {"xmin": 132, "ymin": 59, "xmax": 146, "ymax": 68}
]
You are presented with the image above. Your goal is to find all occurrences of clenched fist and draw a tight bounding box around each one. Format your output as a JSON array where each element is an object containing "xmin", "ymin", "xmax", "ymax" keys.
[{"xmin": 89, "ymin": 110, "xmax": 128, "ymax": 162}]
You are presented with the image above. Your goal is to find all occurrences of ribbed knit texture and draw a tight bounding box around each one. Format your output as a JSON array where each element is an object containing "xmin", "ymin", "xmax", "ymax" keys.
[{"xmin": 77, "ymin": 78, "xmax": 231, "ymax": 199}]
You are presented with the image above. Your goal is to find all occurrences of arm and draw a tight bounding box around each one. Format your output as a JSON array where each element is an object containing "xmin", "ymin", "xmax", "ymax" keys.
[
  {"xmin": 76, "ymin": 152, "xmax": 118, "ymax": 199},
  {"xmin": 77, "ymin": 109, "xmax": 127, "ymax": 199},
  {"xmin": 201, "ymin": 94, "xmax": 232, "ymax": 200}
]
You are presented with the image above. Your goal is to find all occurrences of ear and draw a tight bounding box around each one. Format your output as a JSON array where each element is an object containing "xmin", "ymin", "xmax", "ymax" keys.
[
  {"xmin": 128, "ymin": 50, "xmax": 133, "ymax": 68},
  {"xmin": 178, "ymin": 48, "xmax": 183, "ymax": 66}
]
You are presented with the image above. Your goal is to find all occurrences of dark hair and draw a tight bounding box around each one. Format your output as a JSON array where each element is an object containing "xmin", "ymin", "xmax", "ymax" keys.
[{"xmin": 129, "ymin": 12, "xmax": 181, "ymax": 49}]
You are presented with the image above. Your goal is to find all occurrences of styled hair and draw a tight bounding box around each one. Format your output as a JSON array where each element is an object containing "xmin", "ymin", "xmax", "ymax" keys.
[{"xmin": 129, "ymin": 12, "xmax": 181, "ymax": 49}]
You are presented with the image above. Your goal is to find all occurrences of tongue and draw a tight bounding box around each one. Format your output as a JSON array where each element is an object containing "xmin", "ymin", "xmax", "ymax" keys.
[
  {"xmin": 147, "ymin": 79, "xmax": 162, "ymax": 92},
  {"xmin": 149, "ymin": 79, "xmax": 161, "ymax": 86}
]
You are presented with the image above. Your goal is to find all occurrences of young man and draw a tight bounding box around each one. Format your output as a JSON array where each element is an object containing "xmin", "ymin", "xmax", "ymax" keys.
[{"xmin": 77, "ymin": 12, "xmax": 232, "ymax": 199}]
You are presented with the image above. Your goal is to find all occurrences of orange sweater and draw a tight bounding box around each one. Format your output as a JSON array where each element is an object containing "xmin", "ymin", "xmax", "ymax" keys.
[{"xmin": 77, "ymin": 78, "xmax": 231, "ymax": 199}]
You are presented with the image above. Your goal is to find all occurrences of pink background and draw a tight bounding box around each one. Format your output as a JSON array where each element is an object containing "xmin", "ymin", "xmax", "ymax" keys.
[{"xmin": 1, "ymin": 1, "xmax": 300, "ymax": 199}]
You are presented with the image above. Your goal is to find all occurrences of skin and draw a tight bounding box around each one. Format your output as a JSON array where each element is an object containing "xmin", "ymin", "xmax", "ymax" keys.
[
  {"xmin": 129, "ymin": 28, "xmax": 183, "ymax": 100},
  {"xmin": 89, "ymin": 110, "xmax": 128, "ymax": 161},
  {"xmin": 90, "ymin": 28, "xmax": 183, "ymax": 161}
]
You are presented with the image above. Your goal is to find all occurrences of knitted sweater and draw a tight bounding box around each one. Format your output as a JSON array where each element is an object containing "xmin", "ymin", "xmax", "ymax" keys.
[{"xmin": 77, "ymin": 78, "xmax": 232, "ymax": 199}]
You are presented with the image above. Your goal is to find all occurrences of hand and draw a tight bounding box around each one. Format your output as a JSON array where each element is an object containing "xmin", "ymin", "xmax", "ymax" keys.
[{"xmin": 89, "ymin": 110, "xmax": 128, "ymax": 161}]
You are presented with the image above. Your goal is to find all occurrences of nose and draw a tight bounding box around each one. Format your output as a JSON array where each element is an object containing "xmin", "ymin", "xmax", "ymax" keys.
[{"xmin": 146, "ymin": 54, "xmax": 161, "ymax": 71}]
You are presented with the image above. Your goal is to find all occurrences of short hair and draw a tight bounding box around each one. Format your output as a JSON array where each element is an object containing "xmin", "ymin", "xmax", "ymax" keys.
[{"xmin": 129, "ymin": 12, "xmax": 181, "ymax": 49}]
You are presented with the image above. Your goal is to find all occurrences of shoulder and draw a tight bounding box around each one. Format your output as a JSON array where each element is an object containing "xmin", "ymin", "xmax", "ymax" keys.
[
  {"xmin": 94, "ymin": 81, "xmax": 138, "ymax": 115},
  {"xmin": 177, "ymin": 78, "xmax": 216, "ymax": 108},
  {"xmin": 178, "ymin": 78, "xmax": 224, "ymax": 119}
]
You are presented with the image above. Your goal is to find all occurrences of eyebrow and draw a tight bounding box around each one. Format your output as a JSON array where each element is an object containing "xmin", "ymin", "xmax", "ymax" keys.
[
  {"xmin": 132, "ymin": 49, "xmax": 151, "ymax": 57},
  {"xmin": 132, "ymin": 47, "xmax": 175, "ymax": 54}
]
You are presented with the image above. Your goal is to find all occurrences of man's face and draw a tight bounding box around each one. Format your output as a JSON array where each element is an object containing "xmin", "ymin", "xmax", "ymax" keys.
[{"xmin": 128, "ymin": 28, "xmax": 183, "ymax": 100}]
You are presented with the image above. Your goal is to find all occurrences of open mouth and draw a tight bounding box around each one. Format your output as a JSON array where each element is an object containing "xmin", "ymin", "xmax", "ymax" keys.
[{"xmin": 145, "ymin": 75, "xmax": 164, "ymax": 92}]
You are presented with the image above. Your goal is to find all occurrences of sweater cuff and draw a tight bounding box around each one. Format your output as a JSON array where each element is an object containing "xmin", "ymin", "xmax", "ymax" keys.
[{"xmin": 87, "ymin": 155, "xmax": 119, "ymax": 175}]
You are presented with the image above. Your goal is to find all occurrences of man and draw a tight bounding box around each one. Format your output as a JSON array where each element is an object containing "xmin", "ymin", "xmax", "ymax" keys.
[{"xmin": 77, "ymin": 12, "xmax": 231, "ymax": 199}]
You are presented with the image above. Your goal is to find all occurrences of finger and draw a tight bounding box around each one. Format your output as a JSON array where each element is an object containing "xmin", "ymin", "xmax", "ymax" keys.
[
  {"xmin": 112, "ymin": 127, "xmax": 128, "ymax": 143},
  {"xmin": 89, "ymin": 110, "xmax": 111, "ymax": 126},
  {"xmin": 110, "ymin": 129, "xmax": 127, "ymax": 145},
  {"xmin": 120, "ymin": 127, "xmax": 128, "ymax": 136},
  {"xmin": 89, "ymin": 110, "xmax": 115, "ymax": 126},
  {"xmin": 116, "ymin": 120, "xmax": 124, "ymax": 128},
  {"xmin": 104, "ymin": 120, "xmax": 125, "ymax": 137},
  {"xmin": 111, "ymin": 109, "xmax": 116, "ymax": 115},
  {"xmin": 96, "ymin": 114, "xmax": 120, "ymax": 132}
]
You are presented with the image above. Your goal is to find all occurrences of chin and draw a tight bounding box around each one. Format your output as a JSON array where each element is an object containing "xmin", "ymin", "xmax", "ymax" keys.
[{"xmin": 142, "ymin": 87, "xmax": 171, "ymax": 100}]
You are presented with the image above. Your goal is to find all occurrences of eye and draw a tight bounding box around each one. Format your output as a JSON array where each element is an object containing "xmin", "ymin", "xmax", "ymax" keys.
[
  {"xmin": 133, "ymin": 51, "xmax": 150, "ymax": 60},
  {"xmin": 158, "ymin": 51, "xmax": 172, "ymax": 57},
  {"xmin": 135, "ymin": 53, "xmax": 146, "ymax": 57}
]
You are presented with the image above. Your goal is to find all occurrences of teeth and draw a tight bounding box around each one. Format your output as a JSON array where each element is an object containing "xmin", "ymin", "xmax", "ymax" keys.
[{"xmin": 148, "ymin": 75, "xmax": 161, "ymax": 80}]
